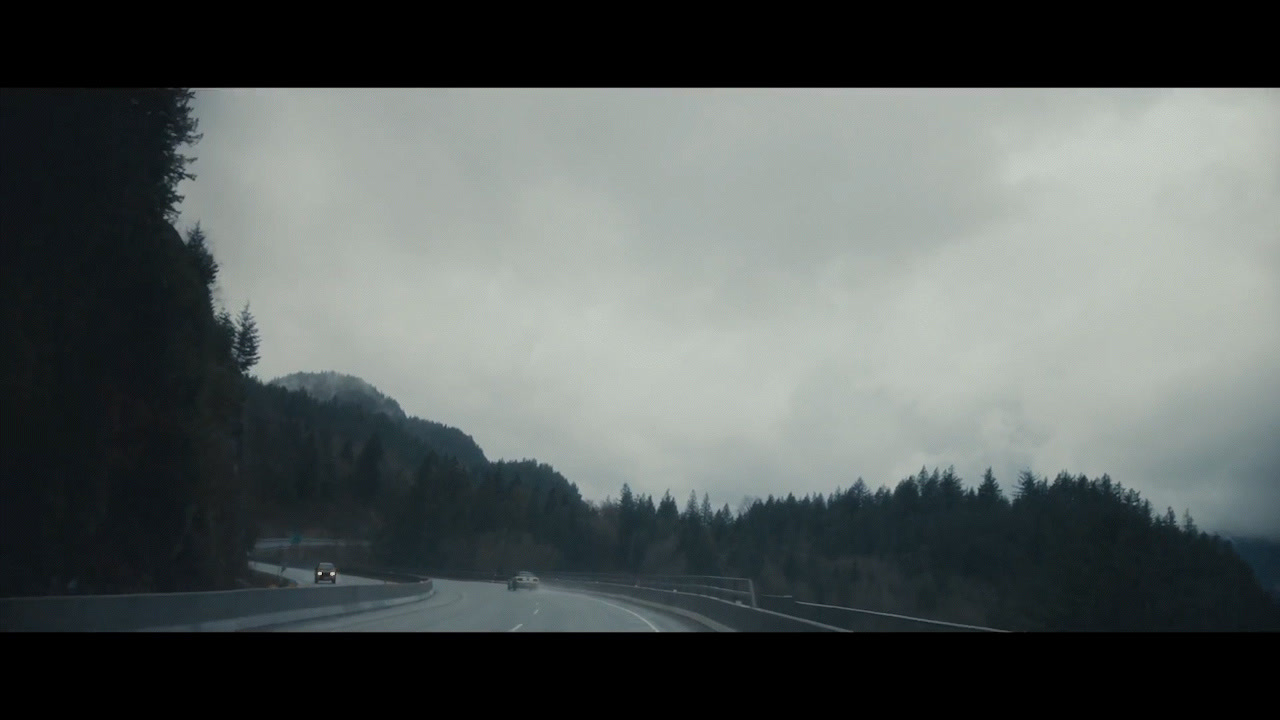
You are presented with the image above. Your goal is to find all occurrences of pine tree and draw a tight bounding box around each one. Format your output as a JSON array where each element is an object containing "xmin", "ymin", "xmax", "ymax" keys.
[
  {"xmin": 186, "ymin": 222, "xmax": 218, "ymax": 289},
  {"xmin": 658, "ymin": 490, "xmax": 679, "ymax": 529},
  {"xmin": 233, "ymin": 302, "xmax": 261, "ymax": 374},
  {"xmin": 1014, "ymin": 470, "xmax": 1043, "ymax": 501},
  {"xmin": 940, "ymin": 466, "xmax": 964, "ymax": 506},
  {"xmin": 685, "ymin": 490, "xmax": 701, "ymax": 525},
  {"xmin": 977, "ymin": 467, "xmax": 1005, "ymax": 506},
  {"xmin": 1181, "ymin": 509, "xmax": 1197, "ymax": 535}
]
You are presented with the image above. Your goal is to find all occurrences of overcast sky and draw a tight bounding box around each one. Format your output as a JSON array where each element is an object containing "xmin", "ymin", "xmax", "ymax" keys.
[{"xmin": 176, "ymin": 88, "xmax": 1280, "ymax": 539}]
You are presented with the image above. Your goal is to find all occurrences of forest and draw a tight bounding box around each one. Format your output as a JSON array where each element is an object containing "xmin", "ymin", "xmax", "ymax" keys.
[
  {"xmin": 2, "ymin": 88, "xmax": 258, "ymax": 596},
  {"xmin": 241, "ymin": 375, "xmax": 1280, "ymax": 631},
  {"xmin": 2, "ymin": 87, "xmax": 1276, "ymax": 632}
]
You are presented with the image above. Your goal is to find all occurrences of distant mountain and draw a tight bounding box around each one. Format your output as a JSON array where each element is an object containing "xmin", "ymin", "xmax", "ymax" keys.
[
  {"xmin": 271, "ymin": 371, "xmax": 407, "ymax": 421},
  {"xmin": 264, "ymin": 370, "xmax": 489, "ymax": 471},
  {"xmin": 1223, "ymin": 535, "xmax": 1280, "ymax": 600}
]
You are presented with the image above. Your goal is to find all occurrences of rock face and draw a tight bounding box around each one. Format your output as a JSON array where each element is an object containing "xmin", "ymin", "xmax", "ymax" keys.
[{"xmin": 270, "ymin": 371, "xmax": 407, "ymax": 421}]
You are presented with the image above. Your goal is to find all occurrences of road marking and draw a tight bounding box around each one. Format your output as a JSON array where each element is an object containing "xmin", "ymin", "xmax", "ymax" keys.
[
  {"xmin": 534, "ymin": 607, "xmax": 540, "ymax": 615},
  {"xmin": 509, "ymin": 623, "xmax": 523, "ymax": 632},
  {"xmin": 591, "ymin": 597, "xmax": 660, "ymax": 632}
]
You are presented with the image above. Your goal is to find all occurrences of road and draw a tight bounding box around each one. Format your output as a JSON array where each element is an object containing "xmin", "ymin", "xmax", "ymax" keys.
[
  {"xmin": 264, "ymin": 578, "xmax": 709, "ymax": 632},
  {"xmin": 248, "ymin": 561, "xmax": 385, "ymax": 586}
]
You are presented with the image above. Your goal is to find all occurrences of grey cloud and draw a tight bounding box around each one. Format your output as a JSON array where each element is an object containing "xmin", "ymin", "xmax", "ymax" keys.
[{"xmin": 177, "ymin": 88, "xmax": 1280, "ymax": 539}]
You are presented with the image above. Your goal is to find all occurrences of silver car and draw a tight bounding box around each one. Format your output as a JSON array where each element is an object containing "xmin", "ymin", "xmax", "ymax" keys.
[{"xmin": 508, "ymin": 571, "xmax": 539, "ymax": 590}]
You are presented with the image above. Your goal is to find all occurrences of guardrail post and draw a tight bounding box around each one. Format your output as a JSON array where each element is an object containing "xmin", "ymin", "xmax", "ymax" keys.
[{"xmin": 747, "ymin": 579, "xmax": 758, "ymax": 608}]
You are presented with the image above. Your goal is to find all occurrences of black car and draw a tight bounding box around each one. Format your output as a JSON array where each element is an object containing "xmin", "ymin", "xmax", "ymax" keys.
[{"xmin": 315, "ymin": 562, "xmax": 338, "ymax": 584}]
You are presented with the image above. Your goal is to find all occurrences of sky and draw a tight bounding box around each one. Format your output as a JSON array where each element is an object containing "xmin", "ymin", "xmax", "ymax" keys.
[{"xmin": 176, "ymin": 88, "xmax": 1280, "ymax": 540}]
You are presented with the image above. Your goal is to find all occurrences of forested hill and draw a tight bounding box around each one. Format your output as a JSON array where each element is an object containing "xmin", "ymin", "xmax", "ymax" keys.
[
  {"xmin": 265, "ymin": 370, "xmax": 488, "ymax": 471},
  {"xmin": 241, "ymin": 374, "xmax": 495, "ymax": 536},
  {"xmin": 271, "ymin": 371, "xmax": 408, "ymax": 421},
  {"xmin": 1228, "ymin": 536, "xmax": 1280, "ymax": 600}
]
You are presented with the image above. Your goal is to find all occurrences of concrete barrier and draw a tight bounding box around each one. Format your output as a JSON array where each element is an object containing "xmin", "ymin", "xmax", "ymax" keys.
[
  {"xmin": 543, "ymin": 579, "xmax": 848, "ymax": 632},
  {"xmin": 0, "ymin": 578, "xmax": 434, "ymax": 632}
]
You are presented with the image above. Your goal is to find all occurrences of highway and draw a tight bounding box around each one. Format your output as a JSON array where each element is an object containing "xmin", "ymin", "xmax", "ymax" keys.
[{"xmin": 262, "ymin": 578, "xmax": 709, "ymax": 632}]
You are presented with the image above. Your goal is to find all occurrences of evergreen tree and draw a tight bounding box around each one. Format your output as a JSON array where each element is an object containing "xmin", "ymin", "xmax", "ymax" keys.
[
  {"xmin": 977, "ymin": 467, "xmax": 1005, "ymax": 506},
  {"xmin": 657, "ymin": 490, "xmax": 679, "ymax": 529},
  {"xmin": 233, "ymin": 303, "xmax": 261, "ymax": 374},
  {"xmin": 186, "ymin": 222, "xmax": 218, "ymax": 288}
]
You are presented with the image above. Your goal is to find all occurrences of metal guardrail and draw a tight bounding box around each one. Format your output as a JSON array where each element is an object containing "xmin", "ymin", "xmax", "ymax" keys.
[
  {"xmin": 780, "ymin": 597, "xmax": 1010, "ymax": 633},
  {"xmin": 540, "ymin": 575, "xmax": 1010, "ymax": 631},
  {"xmin": 540, "ymin": 572, "xmax": 758, "ymax": 608}
]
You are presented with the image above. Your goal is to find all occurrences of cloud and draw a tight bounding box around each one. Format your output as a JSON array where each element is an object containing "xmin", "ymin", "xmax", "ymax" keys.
[{"xmin": 177, "ymin": 88, "xmax": 1280, "ymax": 538}]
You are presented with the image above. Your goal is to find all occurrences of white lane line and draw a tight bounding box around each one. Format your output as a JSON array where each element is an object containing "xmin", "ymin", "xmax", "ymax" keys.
[
  {"xmin": 509, "ymin": 623, "xmax": 523, "ymax": 632},
  {"xmin": 590, "ymin": 596, "xmax": 660, "ymax": 632},
  {"xmin": 534, "ymin": 607, "xmax": 540, "ymax": 615}
]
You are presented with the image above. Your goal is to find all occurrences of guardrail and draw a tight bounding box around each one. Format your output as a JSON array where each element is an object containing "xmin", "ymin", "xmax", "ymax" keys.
[
  {"xmin": 541, "ymin": 572, "xmax": 758, "ymax": 608},
  {"xmin": 756, "ymin": 594, "xmax": 1010, "ymax": 632},
  {"xmin": 541, "ymin": 577, "xmax": 845, "ymax": 631},
  {"xmin": 536, "ymin": 572, "xmax": 1006, "ymax": 631}
]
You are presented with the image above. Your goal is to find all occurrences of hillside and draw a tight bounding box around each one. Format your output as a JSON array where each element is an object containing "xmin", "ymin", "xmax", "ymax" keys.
[
  {"xmin": 266, "ymin": 370, "xmax": 489, "ymax": 471},
  {"xmin": 242, "ymin": 374, "xmax": 494, "ymax": 536},
  {"xmin": 1228, "ymin": 536, "xmax": 1280, "ymax": 599},
  {"xmin": 271, "ymin": 371, "xmax": 407, "ymax": 421}
]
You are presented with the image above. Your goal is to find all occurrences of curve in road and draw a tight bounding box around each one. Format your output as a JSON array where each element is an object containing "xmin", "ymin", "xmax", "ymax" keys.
[{"xmin": 264, "ymin": 578, "xmax": 709, "ymax": 632}]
